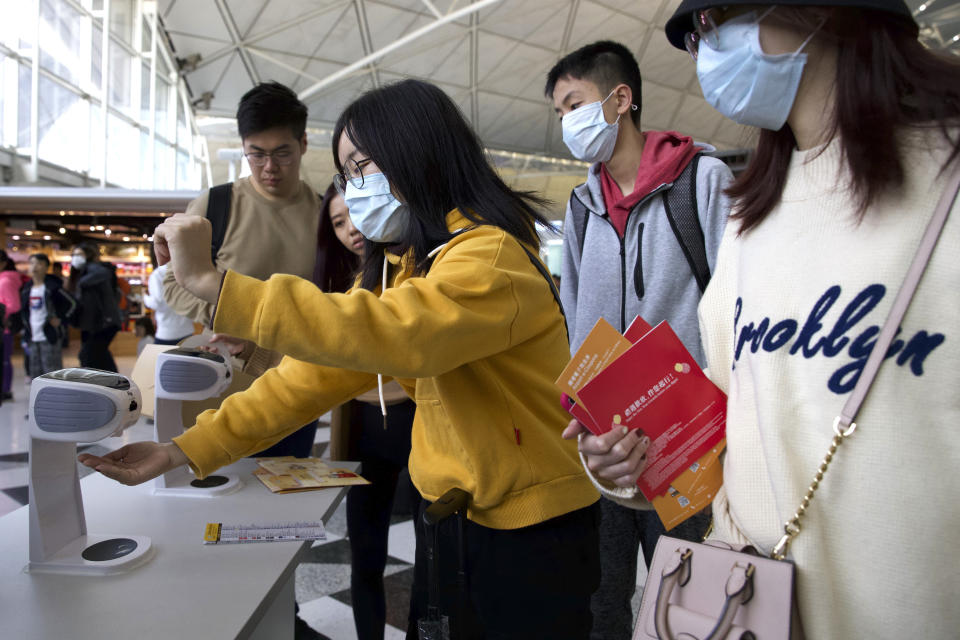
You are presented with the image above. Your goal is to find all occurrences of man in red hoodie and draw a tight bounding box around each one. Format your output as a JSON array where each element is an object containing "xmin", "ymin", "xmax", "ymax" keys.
[{"xmin": 546, "ymin": 41, "xmax": 733, "ymax": 639}]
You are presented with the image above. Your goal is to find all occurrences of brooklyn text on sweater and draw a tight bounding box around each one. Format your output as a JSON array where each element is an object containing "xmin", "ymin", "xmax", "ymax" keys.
[{"xmin": 732, "ymin": 284, "xmax": 945, "ymax": 394}]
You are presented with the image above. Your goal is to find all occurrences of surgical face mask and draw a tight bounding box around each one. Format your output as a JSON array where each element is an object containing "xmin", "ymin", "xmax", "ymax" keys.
[
  {"xmin": 561, "ymin": 90, "xmax": 630, "ymax": 164},
  {"xmin": 696, "ymin": 10, "xmax": 819, "ymax": 131},
  {"xmin": 71, "ymin": 255, "xmax": 86, "ymax": 269},
  {"xmin": 342, "ymin": 172, "xmax": 410, "ymax": 243}
]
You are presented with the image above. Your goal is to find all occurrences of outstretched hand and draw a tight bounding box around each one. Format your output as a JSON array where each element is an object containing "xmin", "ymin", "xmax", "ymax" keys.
[
  {"xmin": 78, "ymin": 441, "xmax": 189, "ymax": 486},
  {"xmin": 562, "ymin": 418, "xmax": 651, "ymax": 488},
  {"xmin": 153, "ymin": 213, "xmax": 222, "ymax": 305}
]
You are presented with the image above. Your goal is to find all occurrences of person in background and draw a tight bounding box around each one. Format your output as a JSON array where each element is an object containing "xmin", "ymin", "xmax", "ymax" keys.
[
  {"xmin": 66, "ymin": 243, "xmax": 122, "ymax": 372},
  {"xmin": 163, "ymin": 81, "xmax": 321, "ymax": 458},
  {"xmin": 81, "ymin": 79, "xmax": 600, "ymax": 639},
  {"xmin": 546, "ymin": 40, "xmax": 731, "ymax": 639},
  {"xmin": 51, "ymin": 261, "xmax": 69, "ymax": 348},
  {"xmin": 19, "ymin": 253, "xmax": 76, "ymax": 378},
  {"xmin": 134, "ymin": 315, "xmax": 156, "ymax": 356},
  {"xmin": 577, "ymin": 1, "xmax": 960, "ymax": 637},
  {"xmin": 314, "ymin": 182, "xmax": 418, "ymax": 640},
  {"xmin": 144, "ymin": 250, "xmax": 194, "ymax": 346},
  {"xmin": 0, "ymin": 250, "xmax": 24, "ymax": 399}
]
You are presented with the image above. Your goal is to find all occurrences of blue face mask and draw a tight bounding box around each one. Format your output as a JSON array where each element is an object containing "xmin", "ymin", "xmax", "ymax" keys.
[
  {"xmin": 561, "ymin": 89, "xmax": 631, "ymax": 164},
  {"xmin": 696, "ymin": 10, "xmax": 819, "ymax": 131},
  {"xmin": 342, "ymin": 172, "xmax": 410, "ymax": 243}
]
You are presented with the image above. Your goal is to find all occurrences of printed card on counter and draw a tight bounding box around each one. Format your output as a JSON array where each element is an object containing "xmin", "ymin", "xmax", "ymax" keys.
[
  {"xmin": 253, "ymin": 457, "xmax": 370, "ymax": 493},
  {"xmin": 576, "ymin": 321, "xmax": 726, "ymax": 499}
]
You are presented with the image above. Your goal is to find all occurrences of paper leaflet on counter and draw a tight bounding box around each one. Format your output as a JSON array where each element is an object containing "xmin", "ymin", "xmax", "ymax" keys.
[
  {"xmin": 252, "ymin": 457, "xmax": 370, "ymax": 493},
  {"xmin": 556, "ymin": 316, "xmax": 726, "ymax": 528}
]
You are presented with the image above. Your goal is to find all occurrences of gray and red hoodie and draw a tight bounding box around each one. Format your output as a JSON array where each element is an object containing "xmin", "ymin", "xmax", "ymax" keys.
[{"xmin": 559, "ymin": 130, "xmax": 733, "ymax": 365}]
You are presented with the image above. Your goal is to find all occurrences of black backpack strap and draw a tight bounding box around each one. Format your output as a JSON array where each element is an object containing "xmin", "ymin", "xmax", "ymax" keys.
[
  {"xmin": 518, "ymin": 243, "xmax": 569, "ymax": 344},
  {"xmin": 569, "ymin": 186, "xmax": 590, "ymax": 262},
  {"xmin": 206, "ymin": 182, "xmax": 233, "ymax": 263},
  {"xmin": 662, "ymin": 154, "xmax": 711, "ymax": 293}
]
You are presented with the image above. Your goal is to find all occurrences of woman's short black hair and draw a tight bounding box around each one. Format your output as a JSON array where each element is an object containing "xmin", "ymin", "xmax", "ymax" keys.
[
  {"xmin": 236, "ymin": 81, "xmax": 308, "ymax": 141},
  {"xmin": 332, "ymin": 79, "xmax": 553, "ymax": 290},
  {"xmin": 73, "ymin": 242, "xmax": 99, "ymax": 262},
  {"xmin": 30, "ymin": 253, "xmax": 50, "ymax": 267}
]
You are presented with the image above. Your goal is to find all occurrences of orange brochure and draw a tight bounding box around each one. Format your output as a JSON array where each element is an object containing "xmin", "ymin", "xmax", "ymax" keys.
[
  {"xmin": 555, "ymin": 318, "xmax": 632, "ymax": 434},
  {"xmin": 651, "ymin": 440, "xmax": 724, "ymax": 530},
  {"xmin": 576, "ymin": 321, "xmax": 726, "ymax": 499}
]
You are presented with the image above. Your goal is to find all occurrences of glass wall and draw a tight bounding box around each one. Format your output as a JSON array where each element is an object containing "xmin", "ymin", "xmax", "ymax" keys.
[{"xmin": 0, "ymin": 0, "xmax": 206, "ymax": 189}]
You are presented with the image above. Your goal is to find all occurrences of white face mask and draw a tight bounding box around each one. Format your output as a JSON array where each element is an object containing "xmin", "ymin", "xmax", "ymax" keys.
[
  {"xmin": 561, "ymin": 89, "xmax": 634, "ymax": 164},
  {"xmin": 342, "ymin": 172, "xmax": 411, "ymax": 243},
  {"xmin": 696, "ymin": 9, "xmax": 820, "ymax": 131},
  {"xmin": 71, "ymin": 255, "xmax": 86, "ymax": 269}
]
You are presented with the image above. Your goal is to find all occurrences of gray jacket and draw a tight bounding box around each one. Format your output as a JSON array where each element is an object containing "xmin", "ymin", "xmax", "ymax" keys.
[{"xmin": 559, "ymin": 153, "xmax": 732, "ymax": 366}]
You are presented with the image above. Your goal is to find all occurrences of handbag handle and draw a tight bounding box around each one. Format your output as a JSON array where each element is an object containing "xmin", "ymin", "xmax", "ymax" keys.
[
  {"xmin": 653, "ymin": 548, "xmax": 755, "ymax": 640},
  {"xmin": 771, "ymin": 160, "xmax": 960, "ymax": 560}
]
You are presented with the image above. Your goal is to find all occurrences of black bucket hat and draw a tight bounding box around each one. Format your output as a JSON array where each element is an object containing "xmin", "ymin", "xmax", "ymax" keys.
[{"xmin": 664, "ymin": 0, "xmax": 916, "ymax": 50}]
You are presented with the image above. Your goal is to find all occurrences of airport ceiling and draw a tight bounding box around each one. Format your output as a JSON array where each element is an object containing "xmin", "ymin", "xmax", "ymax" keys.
[{"xmin": 161, "ymin": 0, "xmax": 755, "ymax": 158}]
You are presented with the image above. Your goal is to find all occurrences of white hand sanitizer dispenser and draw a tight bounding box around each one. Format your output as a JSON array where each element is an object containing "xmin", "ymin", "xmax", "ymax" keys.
[
  {"xmin": 153, "ymin": 347, "xmax": 242, "ymax": 496},
  {"xmin": 28, "ymin": 368, "xmax": 153, "ymax": 575}
]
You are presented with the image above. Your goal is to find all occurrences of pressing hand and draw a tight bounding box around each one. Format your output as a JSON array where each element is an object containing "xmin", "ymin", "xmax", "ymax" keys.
[
  {"xmin": 78, "ymin": 441, "xmax": 189, "ymax": 486},
  {"xmin": 153, "ymin": 213, "xmax": 222, "ymax": 305}
]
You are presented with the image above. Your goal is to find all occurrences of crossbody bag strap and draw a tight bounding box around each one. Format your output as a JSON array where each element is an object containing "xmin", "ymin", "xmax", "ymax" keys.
[{"xmin": 772, "ymin": 160, "xmax": 960, "ymax": 560}]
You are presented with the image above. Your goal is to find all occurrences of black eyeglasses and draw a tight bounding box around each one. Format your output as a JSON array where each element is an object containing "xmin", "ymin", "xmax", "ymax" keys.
[
  {"xmin": 244, "ymin": 149, "xmax": 296, "ymax": 166},
  {"xmin": 333, "ymin": 158, "xmax": 372, "ymax": 195}
]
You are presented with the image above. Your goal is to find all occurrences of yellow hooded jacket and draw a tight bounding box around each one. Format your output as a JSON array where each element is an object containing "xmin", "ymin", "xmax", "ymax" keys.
[{"xmin": 174, "ymin": 210, "xmax": 599, "ymax": 529}]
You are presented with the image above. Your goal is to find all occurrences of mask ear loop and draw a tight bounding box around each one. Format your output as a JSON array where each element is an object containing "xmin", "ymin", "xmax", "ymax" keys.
[
  {"xmin": 792, "ymin": 16, "xmax": 827, "ymax": 57},
  {"xmin": 602, "ymin": 88, "xmax": 639, "ymax": 126}
]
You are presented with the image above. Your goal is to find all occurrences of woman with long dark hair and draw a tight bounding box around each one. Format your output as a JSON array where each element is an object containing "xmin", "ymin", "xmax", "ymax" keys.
[
  {"xmin": 82, "ymin": 79, "xmax": 600, "ymax": 638},
  {"xmin": 568, "ymin": 1, "xmax": 960, "ymax": 636},
  {"xmin": 66, "ymin": 242, "xmax": 122, "ymax": 372},
  {"xmin": 314, "ymin": 183, "xmax": 418, "ymax": 640}
]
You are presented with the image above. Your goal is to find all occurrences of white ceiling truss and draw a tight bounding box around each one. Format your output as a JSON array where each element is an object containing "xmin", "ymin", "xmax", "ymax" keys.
[
  {"xmin": 158, "ymin": 0, "xmax": 753, "ymax": 160},
  {"xmin": 159, "ymin": 0, "xmax": 960, "ymax": 162}
]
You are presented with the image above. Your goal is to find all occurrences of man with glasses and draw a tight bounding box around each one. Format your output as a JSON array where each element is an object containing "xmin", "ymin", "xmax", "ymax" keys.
[{"xmin": 163, "ymin": 81, "xmax": 321, "ymax": 458}]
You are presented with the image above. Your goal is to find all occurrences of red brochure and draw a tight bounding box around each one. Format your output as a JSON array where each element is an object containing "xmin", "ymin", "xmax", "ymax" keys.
[{"xmin": 576, "ymin": 321, "xmax": 726, "ymax": 499}]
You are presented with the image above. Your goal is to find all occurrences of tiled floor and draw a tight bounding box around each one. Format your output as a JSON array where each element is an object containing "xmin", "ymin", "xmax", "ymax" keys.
[{"xmin": 0, "ymin": 342, "xmax": 648, "ymax": 639}]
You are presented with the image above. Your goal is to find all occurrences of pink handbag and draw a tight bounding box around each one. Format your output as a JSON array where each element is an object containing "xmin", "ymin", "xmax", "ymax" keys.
[
  {"xmin": 634, "ymin": 161, "xmax": 960, "ymax": 640},
  {"xmin": 635, "ymin": 538, "xmax": 801, "ymax": 640}
]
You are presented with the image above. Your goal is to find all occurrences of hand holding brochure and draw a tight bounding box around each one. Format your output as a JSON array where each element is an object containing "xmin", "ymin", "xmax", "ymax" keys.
[
  {"xmin": 556, "ymin": 316, "xmax": 726, "ymax": 528},
  {"xmin": 576, "ymin": 321, "xmax": 726, "ymax": 499}
]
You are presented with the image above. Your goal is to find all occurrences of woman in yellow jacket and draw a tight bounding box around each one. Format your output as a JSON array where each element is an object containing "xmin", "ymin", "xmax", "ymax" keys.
[{"xmin": 80, "ymin": 79, "xmax": 600, "ymax": 638}]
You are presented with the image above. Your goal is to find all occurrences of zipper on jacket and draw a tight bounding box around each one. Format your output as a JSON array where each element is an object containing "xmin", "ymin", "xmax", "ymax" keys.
[
  {"xmin": 618, "ymin": 234, "xmax": 627, "ymax": 332},
  {"xmin": 634, "ymin": 223, "xmax": 645, "ymax": 300}
]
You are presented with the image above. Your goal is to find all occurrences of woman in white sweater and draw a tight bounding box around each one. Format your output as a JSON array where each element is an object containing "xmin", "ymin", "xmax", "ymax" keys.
[{"xmin": 566, "ymin": 1, "xmax": 960, "ymax": 637}]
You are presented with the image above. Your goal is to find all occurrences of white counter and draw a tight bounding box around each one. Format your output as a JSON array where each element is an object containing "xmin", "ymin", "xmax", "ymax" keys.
[{"xmin": 0, "ymin": 458, "xmax": 358, "ymax": 640}]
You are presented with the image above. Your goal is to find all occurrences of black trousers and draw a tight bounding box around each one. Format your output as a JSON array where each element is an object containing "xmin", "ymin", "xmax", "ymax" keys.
[
  {"xmin": 251, "ymin": 420, "xmax": 319, "ymax": 458},
  {"xmin": 407, "ymin": 501, "xmax": 601, "ymax": 640},
  {"xmin": 79, "ymin": 326, "xmax": 119, "ymax": 372},
  {"xmin": 346, "ymin": 399, "xmax": 417, "ymax": 640}
]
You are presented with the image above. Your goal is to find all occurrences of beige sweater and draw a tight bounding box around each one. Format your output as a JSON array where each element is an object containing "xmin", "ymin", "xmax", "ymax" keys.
[
  {"xmin": 588, "ymin": 131, "xmax": 960, "ymax": 638},
  {"xmin": 702, "ymin": 133, "xmax": 960, "ymax": 639},
  {"xmin": 164, "ymin": 177, "xmax": 320, "ymax": 373}
]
